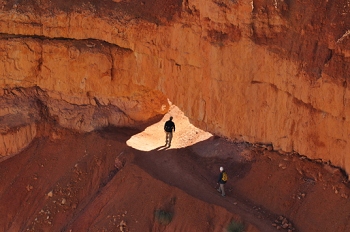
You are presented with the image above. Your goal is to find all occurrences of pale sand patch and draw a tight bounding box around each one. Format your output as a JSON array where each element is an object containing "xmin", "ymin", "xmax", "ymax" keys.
[{"xmin": 127, "ymin": 104, "xmax": 212, "ymax": 151}]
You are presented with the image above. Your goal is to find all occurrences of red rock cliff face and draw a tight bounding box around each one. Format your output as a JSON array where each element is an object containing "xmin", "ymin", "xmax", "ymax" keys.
[{"xmin": 0, "ymin": 0, "xmax": 350, "ymax": 174}]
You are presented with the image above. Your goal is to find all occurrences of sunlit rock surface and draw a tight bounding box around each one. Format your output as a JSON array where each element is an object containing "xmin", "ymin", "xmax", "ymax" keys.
[{"xmin": 0, "ymin": 0, "xmax": 350, "ymax": 174}]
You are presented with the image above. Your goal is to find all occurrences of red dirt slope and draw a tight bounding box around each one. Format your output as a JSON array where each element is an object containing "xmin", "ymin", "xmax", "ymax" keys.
[{"xmin": 0, "ymin": 106, "xmax": 350, "ymax": 232}]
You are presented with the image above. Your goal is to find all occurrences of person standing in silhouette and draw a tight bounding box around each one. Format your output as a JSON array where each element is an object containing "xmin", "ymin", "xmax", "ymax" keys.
[{"xmin": 164, "ymin": 116, "xmax": 175, "ymax": 147}]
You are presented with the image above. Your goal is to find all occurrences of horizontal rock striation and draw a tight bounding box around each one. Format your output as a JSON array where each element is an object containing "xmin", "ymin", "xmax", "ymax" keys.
[{"xmin": 0, "ymin": 0, "xmax": 350, "ymax": 175}]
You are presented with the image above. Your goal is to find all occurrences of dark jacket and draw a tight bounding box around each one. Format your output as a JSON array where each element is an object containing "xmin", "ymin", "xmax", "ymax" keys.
[
  {"xmin": 164, "ymin": 120, "xmax": 175, "ymax": 132},
  {"xmin": 217, "ymin": 171, "xmax": 227, "ymax": 184}
]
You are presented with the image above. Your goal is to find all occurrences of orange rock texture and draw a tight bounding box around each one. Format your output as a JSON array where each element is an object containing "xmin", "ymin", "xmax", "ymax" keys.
[{"xmin": 0, "ymin": 0, "xmax": 350, "ymax": 174}]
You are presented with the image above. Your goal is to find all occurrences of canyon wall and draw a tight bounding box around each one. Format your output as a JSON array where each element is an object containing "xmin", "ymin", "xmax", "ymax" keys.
[{"xmin": 0, "ymin": 0, "xmax": 350, "ymax": 174}]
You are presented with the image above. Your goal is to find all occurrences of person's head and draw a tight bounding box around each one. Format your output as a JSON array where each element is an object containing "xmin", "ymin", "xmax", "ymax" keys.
[
  {"xmin": 170, "ymin": 116, "xmax": 173, "ymax": 121},
  {"xmin": 220, "ymin": 167, "xmax": 224, "ymax": 172}
]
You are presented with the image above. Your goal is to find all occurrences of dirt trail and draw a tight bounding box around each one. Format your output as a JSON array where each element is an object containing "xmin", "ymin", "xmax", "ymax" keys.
[
  {"xmin": 107, "ymin": 105, "xmax": 281, "ymax": 231},
  {"xmin": 133, "ymin": 145, "xmax": 279, "ymax": 232}
]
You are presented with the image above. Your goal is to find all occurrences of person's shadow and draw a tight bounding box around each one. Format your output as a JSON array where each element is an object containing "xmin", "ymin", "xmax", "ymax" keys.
[{"xmin": 156, "ymin": 144, "xmax": 170, "ymax": 151}]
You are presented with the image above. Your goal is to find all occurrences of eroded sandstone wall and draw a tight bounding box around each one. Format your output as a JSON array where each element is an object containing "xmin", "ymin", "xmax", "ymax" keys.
[{"xmin": 0, "ymin": 0, "xmax": 349, "ymax": 174}]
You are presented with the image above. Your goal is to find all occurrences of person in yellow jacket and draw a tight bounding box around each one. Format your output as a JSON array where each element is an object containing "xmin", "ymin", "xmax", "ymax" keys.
[{"xmin": 217, "ymin": 166, "xmax": 227, "ymax": 197}]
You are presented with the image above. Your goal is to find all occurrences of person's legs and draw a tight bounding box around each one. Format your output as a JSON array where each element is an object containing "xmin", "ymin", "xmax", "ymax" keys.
[
  {"xmin": 168, "ymin": 132, "xmax": 173, "ymax": 146},
  {"xmin": 220, "ymin": 184, "xmax": 225, "ymax": 196},
  {"xmin": 166, "ymin": 132, "xmax": 173, "ymax": 146},
  {"xmin": 165, "ymin": 132, "xmax": 169, "ymax": 145}
]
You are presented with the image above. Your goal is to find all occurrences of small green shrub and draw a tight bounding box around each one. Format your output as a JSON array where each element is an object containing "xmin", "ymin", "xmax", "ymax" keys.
[
  {"xmin": 227, "ymin": 220, "xmax": 245, "ymax": 232},
  {"xmin": 154, "ymin": 209, "xmax": 173, "ymax": 225}
]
